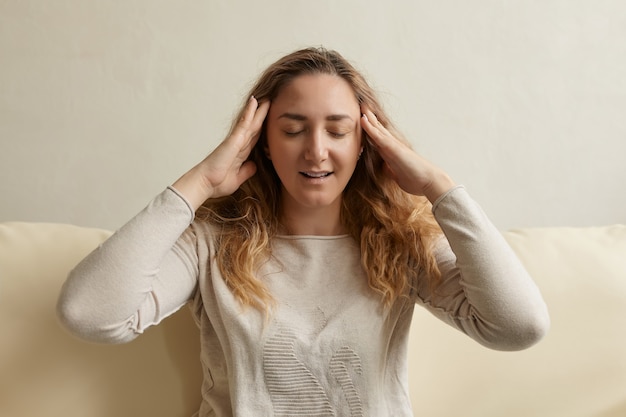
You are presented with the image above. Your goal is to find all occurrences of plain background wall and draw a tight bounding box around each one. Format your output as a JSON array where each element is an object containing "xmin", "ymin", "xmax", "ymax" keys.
[{"xmin": 1, "ymin": 0, "xmax": 624, "ymax": 231}]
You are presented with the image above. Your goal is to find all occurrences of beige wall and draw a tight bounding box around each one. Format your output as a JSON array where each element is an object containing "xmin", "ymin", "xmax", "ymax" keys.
[{"xmin": 1, "ymin": 0, "xmax": 624, "ymax": 230}]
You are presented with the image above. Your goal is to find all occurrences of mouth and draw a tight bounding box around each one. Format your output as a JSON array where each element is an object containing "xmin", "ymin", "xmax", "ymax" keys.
[{"xmin": 299, "ymin": 171, "xmax": 333, "ymax": 179}]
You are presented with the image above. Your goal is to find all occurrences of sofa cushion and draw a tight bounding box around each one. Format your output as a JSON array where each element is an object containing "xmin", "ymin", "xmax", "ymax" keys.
[
  {"xmin": 408, "ymin": 225, "xmax": 626, "ymax": 417},
  {"xmin": 3, "ymin": 222, "xmax": 625, "ymax": 416},
  {"xmin": 0, "ymin": 222, "xmax": 201, "ymax": 417}
]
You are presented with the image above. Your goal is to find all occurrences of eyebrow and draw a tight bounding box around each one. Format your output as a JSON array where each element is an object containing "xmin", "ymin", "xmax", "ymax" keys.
[{"xmin": 277, "ymin": 112, "xmax": 354, "ymax": 122}]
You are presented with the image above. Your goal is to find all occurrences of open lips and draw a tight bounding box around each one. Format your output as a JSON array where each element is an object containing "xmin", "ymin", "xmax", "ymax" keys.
[{"xmin": 300, "ymin": 171, "xmax": 333, "ymax": 178}]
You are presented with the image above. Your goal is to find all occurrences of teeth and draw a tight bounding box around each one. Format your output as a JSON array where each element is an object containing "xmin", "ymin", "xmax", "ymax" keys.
[{"xmin": 302, "ymin": 172, "xmax": 331, "ymax": 178}]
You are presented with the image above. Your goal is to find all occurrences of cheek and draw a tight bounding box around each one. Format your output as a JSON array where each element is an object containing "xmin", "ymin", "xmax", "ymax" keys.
[
  {"xmin": 266, "ymin": 139, "xmax": 293, "ymax": 163},
  {"xmin": 264, "ymin": 137, "xmax": 294, "ymax": 177}
]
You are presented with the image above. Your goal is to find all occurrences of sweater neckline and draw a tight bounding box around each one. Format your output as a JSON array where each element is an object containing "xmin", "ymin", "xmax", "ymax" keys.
[{"xmin": 274, "ymin": 234, "xmax": 351, "ymax": 241}]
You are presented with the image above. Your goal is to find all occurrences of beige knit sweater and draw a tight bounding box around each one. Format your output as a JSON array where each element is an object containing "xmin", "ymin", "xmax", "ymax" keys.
[{"xmin": 57, "ymin": 185, "xmax": 549, "ymax": 417}]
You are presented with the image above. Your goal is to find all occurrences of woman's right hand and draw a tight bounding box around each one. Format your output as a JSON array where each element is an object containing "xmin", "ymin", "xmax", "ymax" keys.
[{"xmin": 172, "ymin": 96, "xmax": 270, "ymax": 210}]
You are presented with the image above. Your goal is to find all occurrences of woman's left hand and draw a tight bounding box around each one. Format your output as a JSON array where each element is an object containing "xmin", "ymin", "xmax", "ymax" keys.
[{"xmin": 360, "ymin": 107, "xmax": 456, "ymax": 203}]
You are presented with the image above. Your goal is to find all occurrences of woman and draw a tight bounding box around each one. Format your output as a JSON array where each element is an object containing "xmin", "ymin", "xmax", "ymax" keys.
[{"xmin": 58, "ymin": 47, "xmax": 549, "ymax": 416}]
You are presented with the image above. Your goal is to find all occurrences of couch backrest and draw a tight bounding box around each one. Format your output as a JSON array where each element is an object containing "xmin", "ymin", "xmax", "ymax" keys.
[
  {"xmin": 2, "ymin": 222, "xmax": 625, "ymax": 417},
  {"xmin": 0, "ymin": 222, "xmax": 202, "ymax": 417},
  {"xmin": 408, "ymin": 225, "xmax": 626, "ymax": 417}
]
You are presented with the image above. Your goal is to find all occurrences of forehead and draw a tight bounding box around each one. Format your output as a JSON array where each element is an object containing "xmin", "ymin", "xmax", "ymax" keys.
[{"xmin": 270, "ymin": 74, "xmax": 360, "ymax": 119}]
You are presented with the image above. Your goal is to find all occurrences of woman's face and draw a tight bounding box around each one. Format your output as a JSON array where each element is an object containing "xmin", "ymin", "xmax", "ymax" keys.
[{"xmin": 265, "ymin": 73, "xmax": 363, "ymax": 217}]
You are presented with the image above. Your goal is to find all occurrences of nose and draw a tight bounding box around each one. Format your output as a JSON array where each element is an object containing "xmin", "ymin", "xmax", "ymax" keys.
[{"xmin": 304, "ymin": 130, "xmax": 328, "ymax": 162}]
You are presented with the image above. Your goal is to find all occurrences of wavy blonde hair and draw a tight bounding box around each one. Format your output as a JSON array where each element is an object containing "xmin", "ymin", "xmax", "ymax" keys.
[{"xmin": 197, "ymin": 47, "xmax": 443, "ymax": 310}]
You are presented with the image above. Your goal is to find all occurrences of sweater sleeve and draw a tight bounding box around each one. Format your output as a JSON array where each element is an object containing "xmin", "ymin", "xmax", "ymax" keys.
[
  {"xmin": 414, "ymin": 185, "xmax": 550, "ymax": 351},
  {"xmin": 56, "ymin": 187, "xmax": 200, "ymax": 344}
]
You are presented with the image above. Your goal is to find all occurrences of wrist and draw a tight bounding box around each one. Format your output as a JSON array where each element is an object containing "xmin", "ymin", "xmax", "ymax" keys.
[
  {"xmin": 423, "ymin": 173, "xmax": 456, "ymax": 204},
  {"xmin": 171, "ymin": 169, "xmax": 213, "ymax": 211}
]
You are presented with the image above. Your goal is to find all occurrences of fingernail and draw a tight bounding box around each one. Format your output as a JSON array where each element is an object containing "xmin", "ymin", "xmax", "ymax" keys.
[{"xmin": 362, "ymin": 113, "xmax": 368, "ymax": 121}]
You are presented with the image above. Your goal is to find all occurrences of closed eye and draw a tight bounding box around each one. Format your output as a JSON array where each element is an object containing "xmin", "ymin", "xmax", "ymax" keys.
[
  {"xmin": 328, "ymin": 131, "xmax": 348, "ymax": 138},
  {"xmin": 282, "ymin": 129, "xmax": 350, "ymax": 138}
]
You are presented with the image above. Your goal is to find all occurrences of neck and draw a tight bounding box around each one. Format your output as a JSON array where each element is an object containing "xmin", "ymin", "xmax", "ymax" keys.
[{"xmin": 279, "ymin": 200, "xmax": 345, "ymax": 236}]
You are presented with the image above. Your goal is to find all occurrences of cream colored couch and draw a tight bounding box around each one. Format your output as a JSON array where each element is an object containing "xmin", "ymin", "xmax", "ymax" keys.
[{"xmin": 1, "ymin": 221, "xmax": 625, "ymax": 417}]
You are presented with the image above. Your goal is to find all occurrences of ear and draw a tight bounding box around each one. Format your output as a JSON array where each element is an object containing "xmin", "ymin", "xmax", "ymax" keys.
[{"xmin": 264, "ymin": 145, "xmax": 271, "ymax": 160}]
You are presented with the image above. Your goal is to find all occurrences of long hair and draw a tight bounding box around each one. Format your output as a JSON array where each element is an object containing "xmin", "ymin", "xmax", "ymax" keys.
[{"xmin": 197, "ymin": 47, "xmax": 443, "ymax": 310}]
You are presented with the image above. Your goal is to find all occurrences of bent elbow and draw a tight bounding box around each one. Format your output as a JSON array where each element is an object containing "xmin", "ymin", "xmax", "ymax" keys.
[
  {"xmin": 56, "ymin": 293, "xmax": 138, "ymax": 345},
  {"xmin": 494, "ymin": 307, "xmax": 551, "ymax": 352},
  {"xmin": 520, "ymin": 307, "xmax": 551, "ymax": 349}
]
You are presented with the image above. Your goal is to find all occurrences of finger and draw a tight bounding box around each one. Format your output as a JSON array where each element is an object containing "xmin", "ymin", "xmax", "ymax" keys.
[
  {"xmin": 231, "ymin": 96, "xmax": 262, "ymax": 141},
  {"xmin": 252, "ymin": 99, "xmax": 271, "ymax": 127},
  {"xmin": 361, "ymin": 109, "xmax": 391, "ymax": 150},
  {"xmin": 241, "ymin": 97, "xmax": 270, "ymax": 131},
  {"xmin": 241, "ymin": 96, "xmax": 260, "ymax": 126},
  {"xmin": 241, "ymin": 100, "xmax": 270, "ymax": 154},
  {"xmin": 248, "ymin": 100, "xmax": 270, "ymax": 141},
  {"xmin": 360, "ymin": 108, "xmax": 384, "ymax": 133},
  {"xmin": 227, "ymin": 98, "xmax": 268, "ymax": 155}
]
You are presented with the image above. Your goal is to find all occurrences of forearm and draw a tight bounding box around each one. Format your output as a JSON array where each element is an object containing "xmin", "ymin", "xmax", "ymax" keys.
[
  {"xmin": 425, "ymin": 186, "xmax": 550, "ymax": 350},
  {"xmin": 57, "ymin": 187, "xmax": 198, "ymax": 343}
]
